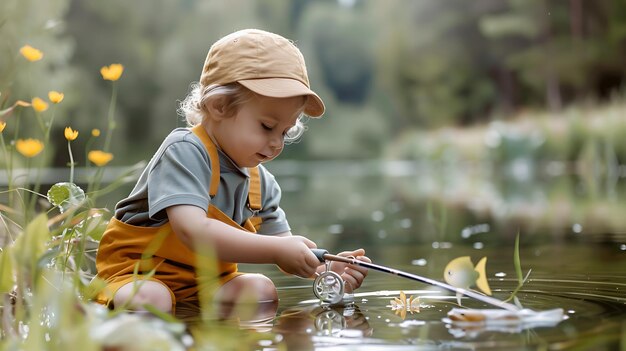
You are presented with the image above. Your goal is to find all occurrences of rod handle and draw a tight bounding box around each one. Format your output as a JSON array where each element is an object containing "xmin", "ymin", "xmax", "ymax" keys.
[{"xmin": 311, "ymin": 249, "xmax": 329, "ymax": 262}]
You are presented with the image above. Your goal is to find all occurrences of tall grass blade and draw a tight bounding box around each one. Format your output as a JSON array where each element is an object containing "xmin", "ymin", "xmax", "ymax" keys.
[{"xmin": 514, "ymin": 231, "xmax": 523, "ymax": 285}]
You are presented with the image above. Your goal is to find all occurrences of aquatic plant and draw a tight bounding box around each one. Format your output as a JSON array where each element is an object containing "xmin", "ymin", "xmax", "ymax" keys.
[
  {"xmin": 427, "ymin": 201, "xmax": 448, "ymax": 241},
  {"xmin": 504, "ymin": 232, "xmax": 532, "ymax": 307}
]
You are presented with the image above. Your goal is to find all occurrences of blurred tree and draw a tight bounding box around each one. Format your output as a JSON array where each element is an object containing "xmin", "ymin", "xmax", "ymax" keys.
[
  {"xmin": 587, "ymin": 1, "xmax": 626, "ymax": 98},
  {"xmin": 297, "ymin": 0, "xmax": 389, "ymax": 159},
  {"xmin": 371, "ymin": 0, "xmax": 499, "ymax": 129},
  {"xmin": 5, "ymin": 0, "xmax": 624, "ymax": 164},
  {"xmin": 370, "ymin": 0, "xmax": 625, "ymax": 132},
  {"xmin": 481, "ymin": 0, "xmax": 626, "ymax": 110},
  {"xmin": 302, "ymin": 2, "xmax": 374, "ymax": 104}
]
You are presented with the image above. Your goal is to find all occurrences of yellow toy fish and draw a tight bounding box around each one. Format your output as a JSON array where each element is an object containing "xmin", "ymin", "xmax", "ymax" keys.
[{"xmin": 444, "ymin": 256, "xmax": 492, "ymax": 306}]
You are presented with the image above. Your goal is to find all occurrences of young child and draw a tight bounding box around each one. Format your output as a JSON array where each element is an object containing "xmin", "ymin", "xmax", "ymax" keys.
[{"xmin": 95, "ymin": 29, "xmax": 370, "ymax": 313}]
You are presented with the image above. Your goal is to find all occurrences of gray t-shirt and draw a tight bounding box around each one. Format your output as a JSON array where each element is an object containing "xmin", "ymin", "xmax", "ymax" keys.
[{"xmin": 114, "ymin": 128, "xmax": 290, "ymax": 235}]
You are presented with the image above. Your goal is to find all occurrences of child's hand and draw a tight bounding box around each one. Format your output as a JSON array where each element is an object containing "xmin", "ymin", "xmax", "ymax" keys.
[
  {"xmin": 274, "ymin": 235, "xmax": 320, "ymax": 278},
  {"xmin": 329, "ymin": 248, "xmax": 370, "ymax": 293}
]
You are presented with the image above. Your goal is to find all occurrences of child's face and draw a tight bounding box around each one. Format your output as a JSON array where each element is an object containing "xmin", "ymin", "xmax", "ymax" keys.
[{"xmin": 213, "ymin": 94, "xmax": 305, "ymax": 168}]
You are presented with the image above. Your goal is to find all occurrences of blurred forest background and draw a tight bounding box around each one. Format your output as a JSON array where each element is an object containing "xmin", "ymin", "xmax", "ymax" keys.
[
  {"xmin": 3, "ymin": 0, "xmax": 625, "ymax": 166},
  {"xmin": 0, "ymin": 0, "xmax": 625, "ymax": 279}
]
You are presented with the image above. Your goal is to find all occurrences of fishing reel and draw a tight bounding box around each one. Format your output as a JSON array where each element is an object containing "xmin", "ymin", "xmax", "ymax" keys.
[{"xmin": 313, "ymin": 260, "xmax": 345, "ymax": 304}]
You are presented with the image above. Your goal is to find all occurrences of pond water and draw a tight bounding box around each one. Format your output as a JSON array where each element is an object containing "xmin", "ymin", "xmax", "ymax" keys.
[
  {"xmin": 255, "ymin": 243, "xmax": 625, "ymax": 350},
  {"xmin": 172, "ymin": 161, "xmax": 626, "ymax": 350}
]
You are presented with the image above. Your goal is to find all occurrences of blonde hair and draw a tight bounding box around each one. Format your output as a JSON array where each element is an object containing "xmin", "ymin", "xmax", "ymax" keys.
[{"xmin": 177, "ymin": 82, "xmax": 308, "ymax": 144}]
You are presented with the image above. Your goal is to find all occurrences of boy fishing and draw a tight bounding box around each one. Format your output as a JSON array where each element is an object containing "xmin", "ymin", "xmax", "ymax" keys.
[{"xmin": 95, "ymin": 29, "xmax": 370, "ymax": 313}]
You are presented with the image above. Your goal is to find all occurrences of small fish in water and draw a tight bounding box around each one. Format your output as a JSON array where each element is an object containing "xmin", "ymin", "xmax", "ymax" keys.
[
  {"xmin": 444, "ymin": 256, "xmax": 492, "ymax": 306},
  {"xmin": 389, "ymin": 291, "xmax": 420, "ymax": 320}
]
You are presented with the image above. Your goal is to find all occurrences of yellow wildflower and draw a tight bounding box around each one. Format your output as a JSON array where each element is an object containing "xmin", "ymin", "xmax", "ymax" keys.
[
  {"xmin": 100, "ymin": 64, "xmax": 124, "ymax": 81},
  {"xmin": 16, "ymin": 139, "xmax": 44, "ymax": 158},
  {"xmin": 0, "ymin": 122, "xmax": 6, "ymax": 132},
  {"xmin": 91, "ymin": 129, "xmax": 101, "ymax": 137},
  {"xmin": 88, "ymin": 150, "xmax": 113, "ymax": 166},
  {"xmin": 48, "ymin": 91, "xmax": 64, "ymax": 104},
  {"xmin": 64, "ymin": 127, "xmax": 78, "ymax": 141},
  {"xmin": 19, "ymin": 45, "xmax": 43, "ymax": 62},
  {"xmin": 31, "ymin": 97, "xmax": 49, "ymax": 112}
]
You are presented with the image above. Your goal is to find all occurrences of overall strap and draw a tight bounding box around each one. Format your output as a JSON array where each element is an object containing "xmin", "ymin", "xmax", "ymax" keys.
[
  {"xmin": 247, "ymin": 166, "xmax": 263, "ymax": 230},
  {"xmin": 191, "ymin": 125, "xmax": 220, "ymax": 197},
  {"xmin": 190, "ymin": 125, "xmax": 263, "ymax": 230},
  {"xmin": 247, "ymin": 166, "xmax": 262, "ymax": 211},
  {"xmin": 191, "ymin": 125, "xmax": 263, "ymax": 210}
]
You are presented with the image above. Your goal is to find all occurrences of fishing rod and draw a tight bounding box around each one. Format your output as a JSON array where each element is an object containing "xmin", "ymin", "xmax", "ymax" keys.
[{"xmin": 311, "ymin": 249, "xmax": 520, "ymax": 312}]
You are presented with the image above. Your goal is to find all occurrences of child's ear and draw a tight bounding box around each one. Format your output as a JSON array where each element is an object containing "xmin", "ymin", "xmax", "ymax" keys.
[{"xmin": 204, "ymin": 96, "xmax": 229, "ymax": 120}]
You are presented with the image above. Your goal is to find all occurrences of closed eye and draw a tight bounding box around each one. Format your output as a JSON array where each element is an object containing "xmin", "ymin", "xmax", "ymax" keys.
[{"xmin": 261, "ymin": 123, "xmax": 273, "ymax": 131}]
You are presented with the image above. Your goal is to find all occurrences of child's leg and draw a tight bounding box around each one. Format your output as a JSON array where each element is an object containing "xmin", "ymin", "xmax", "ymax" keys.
[
  {"xmin": 214, "ymin": 273, "xmax": 277, "ymax": 303},
  {"xmin": 114, "ymin": 280, "xmax": 173, "ymax": 312},
  {"xmin": 211, "ymin": 273, "xmax": 278, "ymax": 321}
]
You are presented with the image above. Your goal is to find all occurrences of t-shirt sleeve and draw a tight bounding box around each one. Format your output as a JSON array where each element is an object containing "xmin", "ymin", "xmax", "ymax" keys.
[
  {"xmin": 256, "ymin": 169, "xmax": 291, "ymax": 235},
  {"xmin": 147, "ymin": 141, "xmax": 212, "ymax": 220}
]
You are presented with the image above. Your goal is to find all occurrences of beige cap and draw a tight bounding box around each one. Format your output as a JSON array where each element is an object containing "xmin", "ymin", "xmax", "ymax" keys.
[{"xmin": 200, "ymin": 29, "xmax": 325, "ymax": 117}]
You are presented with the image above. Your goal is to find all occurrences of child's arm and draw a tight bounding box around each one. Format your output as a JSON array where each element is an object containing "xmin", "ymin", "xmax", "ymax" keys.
[{"xmin": 166, "ymin": 204, "xmax": 320, "ymax": 278}]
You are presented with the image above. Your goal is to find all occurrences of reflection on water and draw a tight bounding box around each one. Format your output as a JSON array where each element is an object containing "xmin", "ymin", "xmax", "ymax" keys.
[
  {"xmin": 273, "ymin": 304, "xmax": 374, "ymax": 349},
  {"xmin": 169, "ymin": 161, "xmax": 626, "ymax": 349},
  {"xmin": 256, "ymin": 242, "xmax": 625, "ymax": 350}
]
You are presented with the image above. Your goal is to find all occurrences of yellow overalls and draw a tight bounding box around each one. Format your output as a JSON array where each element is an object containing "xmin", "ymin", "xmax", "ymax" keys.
[{"xmin": 95, "ymin": 125, "xmax": 263, "ymax": 307}]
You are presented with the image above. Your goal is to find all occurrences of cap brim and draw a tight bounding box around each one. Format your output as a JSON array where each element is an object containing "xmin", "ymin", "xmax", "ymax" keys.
[{"xmin": 239, "ymin": 78, "xmax": 325, "ymax": 117}]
